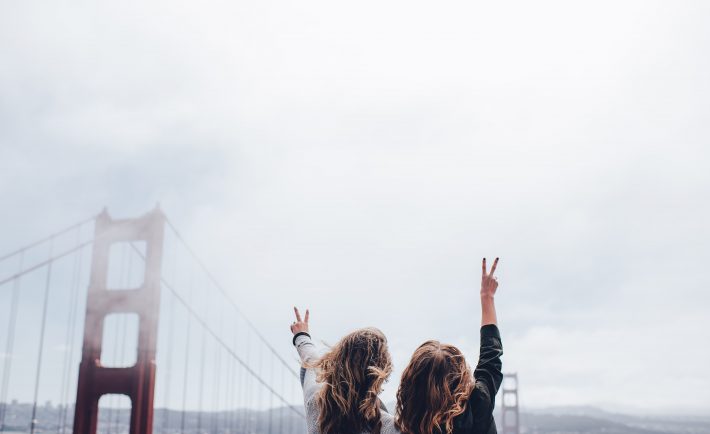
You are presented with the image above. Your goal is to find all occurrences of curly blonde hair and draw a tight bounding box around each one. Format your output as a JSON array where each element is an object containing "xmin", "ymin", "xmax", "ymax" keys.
[
  {"xmin": 312, "ymin": 327, "xmax": 393, "ymax": 434},
  {"xmin": 395, "ymin": 341, "xmax": 474, "ymax": 434}
]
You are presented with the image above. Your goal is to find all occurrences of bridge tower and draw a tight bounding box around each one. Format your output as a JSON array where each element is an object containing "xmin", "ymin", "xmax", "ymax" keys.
[
  {"xmin": 73, "ymin": 208, "xmax": 165, "ymax": 434},
  {"xmin": 500, "ymin": 373, "xmax": 520, "ymax": 434}
]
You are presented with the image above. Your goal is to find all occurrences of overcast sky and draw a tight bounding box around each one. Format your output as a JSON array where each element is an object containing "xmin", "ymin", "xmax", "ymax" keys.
[{"xmin": 1, "ymin": 0, "xmax": 709, "ymax": 416}]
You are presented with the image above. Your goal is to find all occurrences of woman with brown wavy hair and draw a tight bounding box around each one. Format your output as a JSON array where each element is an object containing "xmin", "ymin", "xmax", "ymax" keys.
[
  {"xmin": 290, "ymin": 308, "xmax": 399, "ymax": 434},
  {"xmin": 396, "ymin": 258, "xmax": 504, "ymax": 434}
]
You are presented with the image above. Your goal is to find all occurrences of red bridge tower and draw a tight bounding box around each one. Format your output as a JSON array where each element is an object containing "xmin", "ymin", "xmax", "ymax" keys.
[
  {"xmin": 73, "ymin": 208, "xmax": 165, "ymax": 434},
  {"xmin": 501, "ymin": 373, "xmax": 520, "ymax": 434}
]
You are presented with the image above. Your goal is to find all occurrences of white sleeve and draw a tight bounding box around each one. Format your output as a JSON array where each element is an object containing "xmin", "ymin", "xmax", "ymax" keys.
[
  {"xmin": 294, "ymin": 333, "xmax": 321, "ymax": 404},
  {"xmin": 294, "ymin": 333, "xmax": 319, "ymax": 364}
]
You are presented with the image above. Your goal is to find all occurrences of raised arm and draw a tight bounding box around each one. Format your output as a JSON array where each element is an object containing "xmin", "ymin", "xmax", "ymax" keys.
[
  {"xmin": 290, "ymin": 307, "xmax": 321, "ymax": 404},
  {"xmin": 468, "ymin": 258, "xmax": 504, "ymax": 432},
  {"xmin": 480, "ymin": 257, "xmax": 499, "ymax": 326}
]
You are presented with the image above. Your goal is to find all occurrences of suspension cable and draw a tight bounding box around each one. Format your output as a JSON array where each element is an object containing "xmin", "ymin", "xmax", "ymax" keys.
[
  {"xmin": 257, "ymin": 345, "xmax": 264, "ymax": 432},
  {"xmin": 290, "ymin": 368, "xmax": 297, "ymax": 433},
  {"xmin": 29, "ymin": 239, "xmax": 55, "ymax": 434},
  {"xmin": 129, "ymin": 236, "xmax": 306, "ymax": 419},
  {"xmin": 0, "ymin": 241, "xmax": 93, "ymax": 287},
  {"xmin": 0, "ymin": 216, "xmax": 94, "ymax": 263},
  {"xmin": 224, "ymin": 333, "xmax": 232, "ymax": 434},
  {"xmin": 240, "ymin": 323, "xmax": 250, "ymax": 433},
  {"xmin": 162, "ymin": 293, "xmax": 175, "ymax": 431},
  {"xmin": 61, "ymin": 240, "xmax": 85, "ymax": 434},
  {"xmin": 268, "ymin": 354, "xmax": 274, "ymax": 434},
  {"xmin": 179, "ymin": 270, "xmax": 194, "ymax": 434},
  {"xmin": 229, "ymin": 321, "xmax": 239, "ymax": 432},
  {"xmin": 164, "ymin": 219, "xmax": 299, "ymax": 378},
  {"xmin": 210, "ymin": 302, "xmax": 224, "ymax": 434},
  {"xmin": 218, "ymin": 306, "xmax": 225, "ymax": 432},
  {"xmin": 196, "ymin": 327, "xmax": 207, "ymax": 433},
  {"xmin": 57, "ymin": 227, "xmax": 83, "ymax": 434},
  {"xmin": 0, "ymin": 252, "xmax": 23, "ymax": 433},
  {"xmin": 279, "ymin": 361, "xmax": 285, "ymax": 434},
  {"xmin": 1, "ymin": 217, "xmax": 153, "ymax": 289},
  {"xmin": 162, "ymin": 245, "xmax": 177, "ymax": 432},
  {"xmin": 159, "ymin": 272, "xmax": 304, "ymax": 418}
]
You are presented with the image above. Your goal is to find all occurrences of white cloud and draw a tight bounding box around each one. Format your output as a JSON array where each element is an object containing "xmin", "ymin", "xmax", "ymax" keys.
[{"xmin": 1, "ymin": 0, "xmax": 709, "ymax": 413}]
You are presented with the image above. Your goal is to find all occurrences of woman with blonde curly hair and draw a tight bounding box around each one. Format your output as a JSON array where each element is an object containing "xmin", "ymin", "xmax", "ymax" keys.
[
  {"xmin": 395, "ymin": 258, "xmax": 504, "ymax": 434},
  {"xmin": 290, "ymin": 308, "xmax": 398, "ymax": 434}
]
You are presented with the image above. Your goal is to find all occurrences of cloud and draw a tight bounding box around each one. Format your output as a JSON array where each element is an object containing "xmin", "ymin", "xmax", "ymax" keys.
[{"xmin": 1, "ymin": 0, "xmax": 709, "ymax": 412}]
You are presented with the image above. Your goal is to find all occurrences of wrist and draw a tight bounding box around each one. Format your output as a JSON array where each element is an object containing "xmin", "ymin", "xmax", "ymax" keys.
[
  {"xmin": 480, "ymin": 293, "xmax": 495, "ymax": 300},
  {"xmin": 292, "ymin": 331, "xmax": 311, "ymax": 346}
]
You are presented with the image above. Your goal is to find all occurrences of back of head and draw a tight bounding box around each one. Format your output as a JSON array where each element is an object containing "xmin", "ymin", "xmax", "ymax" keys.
[
  {"xmin": 314, "ymin": 327, "xmax": 393, "ymax": 434},
  {"xmin": 395, "ymin": 341, "xmax": 474, "ymax": 434}
]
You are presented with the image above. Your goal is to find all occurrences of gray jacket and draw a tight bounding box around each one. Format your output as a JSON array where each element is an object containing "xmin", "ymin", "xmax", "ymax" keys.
[{"xmin": 293, "ymin": 333, "xmax": 400, "ymax": 434}]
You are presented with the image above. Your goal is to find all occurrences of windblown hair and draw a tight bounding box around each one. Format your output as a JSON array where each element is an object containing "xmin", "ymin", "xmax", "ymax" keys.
[
  {"xmin": 312, "ymin": 327, "xmax": 393, "ymax": 434},
  {"xmin": 395, "ymin": 341, "xmax": 474, "ymax": 434}
]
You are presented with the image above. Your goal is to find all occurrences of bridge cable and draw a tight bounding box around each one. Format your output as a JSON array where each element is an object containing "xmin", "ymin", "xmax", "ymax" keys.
[
  {"xmin": 196, "ymin": 275, "xmax": 208, "ymax": 434},
  {"xmin": 179, "ymin": 269, "xmax": 194, "ymax": 434},
  {"xmin": 225, "ymin": 326, "xmax": 232, "ymax": 434},
  {"xmin": 290, "ymin": 371, "xmax": 297, "ymax": 433},
  {"xmin": 0, "ymin": 241, "xmax": 93, "ymax": 288},
  {"xmin": 279, "ymin": 361, "xmax": 285, "ymax": 434},
  {"xmin": 57, "ymin": 227, "xmax": 84, "ymax": 434},
  {"xmin": 0, "ymin": 252, "xmax": 23, "ymax": 433},
  {"xmin": 0, "ymin": 216, "xmax": 94, "ymax": 263},
  {"xmin": 162, "ymin": 245, "xmax": 177, "ymax": 433},
  {"xmin": 240, "ymin": 323, "xmax": 250, "ymax": 433},
  {"xmin": 210, "ymin": 302, "xmax": 224, "ymax": 434},
  {"xmin": 172, "ymin": 277, "xmax": 304, "ymax": 418},
  {"xmin": 257, "ymin": 344, "xmax": 264, "ymax": 432},
  {"xmin": 268, "ymin": 353, "xmax": 274, "ymax": 434},
  {"xmin": 1, "ymin": 217, "xmax": 154, "ymax": 290},
  {"xmin": 229, "ymin": 320, "xmax": 238, "ymax": 434},
  {"xmin": 164, "ymin": 219, "xmax": 299, "ymax": 379},
  {"xmin": 162, "ymin": 293, "xmax": 175, "ymax": 432},
  {"xmin": 197, "ymin": 332, "xmax": 207, "ymax": 434},
  {"xmin": 29, "ymin": 238, "xmax": 55, "ymax": 434},
  {"xmin": 129, "ymin": 243, "xmax": 305, "ymax": 419},
  {"xmin": 68, "ymin": 244, "xmax": 84, "ymax": 430}
]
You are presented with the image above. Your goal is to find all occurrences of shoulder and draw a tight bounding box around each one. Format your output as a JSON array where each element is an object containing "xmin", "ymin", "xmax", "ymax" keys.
[
  {"xmin": 470, "ymin": 381, "xmax": 494, "ymax": 414},
  {"xmin": 457, "ymin": 384, "xmax": 495, "ymax": 431},
  {"xmin": 378, "ymin": 411, "xmax": 401, "ymax": 434}
]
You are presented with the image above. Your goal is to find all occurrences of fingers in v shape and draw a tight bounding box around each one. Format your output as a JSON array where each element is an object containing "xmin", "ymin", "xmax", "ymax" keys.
[
  {"xmin": 294, "ymin": 306, "xmax": 302, "ymax": 322},
  {"xmin": 490, "ymin": 257, "xmax": 499, "ymax": 275}
]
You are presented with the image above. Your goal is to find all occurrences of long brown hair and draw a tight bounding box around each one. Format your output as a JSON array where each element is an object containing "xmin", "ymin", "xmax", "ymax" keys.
[
  {"xmin": 395, "ymin": 341, "xmax": 474, "ymax": 434},
  {"xmin": 312, "ymin": 327, "xmax": 393, "ymax": 434}
]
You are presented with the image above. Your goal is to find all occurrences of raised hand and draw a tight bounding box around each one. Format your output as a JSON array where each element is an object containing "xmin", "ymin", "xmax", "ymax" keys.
[
  {"xmin": 481, "ymin": 257, "xmax": 499, "ymax": 298},
  {"xmin": 290, "ymin": 306, "xmax": 310, "ymax": 335}
]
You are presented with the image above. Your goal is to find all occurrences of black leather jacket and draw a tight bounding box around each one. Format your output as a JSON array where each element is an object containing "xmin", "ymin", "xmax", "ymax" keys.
[{"xmin": 449, "ymin": 324, "xmax": 504, "ymax": 434}]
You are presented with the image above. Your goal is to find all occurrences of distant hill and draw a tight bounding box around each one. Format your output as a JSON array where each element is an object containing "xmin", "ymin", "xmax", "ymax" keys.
[
  {"xmin": 1, "ymin": 401, "xmax": 708, "ymax": 434},
  {"xmin": 512, "ymin": 406, "xmax": 710, "ymax": 434}
]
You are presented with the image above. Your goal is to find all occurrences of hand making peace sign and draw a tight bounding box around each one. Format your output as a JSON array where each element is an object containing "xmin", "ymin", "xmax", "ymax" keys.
[
  {"xmin": 290, "ymin": 306, "xmax": 310, "ymax": 335},
  {"xmin": 481, "ymin": 257, "xmax": 499, "ymax": 298}
]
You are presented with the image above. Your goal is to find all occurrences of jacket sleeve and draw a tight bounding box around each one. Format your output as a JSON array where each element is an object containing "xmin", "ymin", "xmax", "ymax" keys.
[
  {"xmin": 473, "ymin": 324, "xmax": 503, "ymax": 409},
  {"xmin": 293, "ymin": 332, "xmax": 321, "ymax": 404}
]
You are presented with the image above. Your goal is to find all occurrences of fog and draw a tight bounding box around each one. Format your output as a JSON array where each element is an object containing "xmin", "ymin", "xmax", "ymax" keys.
[{"xmin": 1, "ymin": 0, "xmax": 709, "ymax": 415}]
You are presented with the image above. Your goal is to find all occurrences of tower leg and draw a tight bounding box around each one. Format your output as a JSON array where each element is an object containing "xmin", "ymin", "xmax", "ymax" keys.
[
  {"xmin": 73, "ymin": 208, "xmax": 165, "ymax": 434},
  {"xmin": 501, "ymin": 373, "xmax": 520, "ymax": 434}
]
